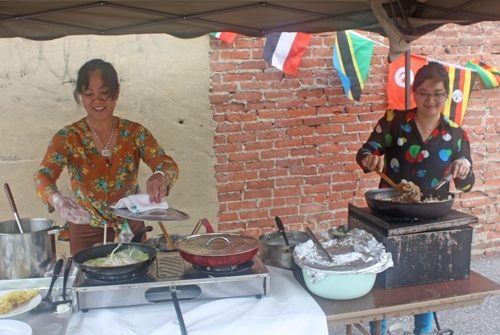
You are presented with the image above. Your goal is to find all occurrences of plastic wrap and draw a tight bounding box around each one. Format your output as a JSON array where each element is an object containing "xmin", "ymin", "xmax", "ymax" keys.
[{"xmin": 293, "ymin": 228, "xmax": 393, "ymax": 283}]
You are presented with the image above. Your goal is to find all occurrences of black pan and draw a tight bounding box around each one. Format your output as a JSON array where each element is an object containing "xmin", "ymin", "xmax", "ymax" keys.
[
  {"xmin": 73, "ymin": 243, "xmax": 157, "ymax": 281},
  {"xmin": 365, "ymin": 188, "xmax": 455, "ymax": 219}
]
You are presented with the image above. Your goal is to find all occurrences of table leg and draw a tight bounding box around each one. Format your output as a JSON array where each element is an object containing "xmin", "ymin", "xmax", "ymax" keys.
[{"xmin": 346, "ymin": 324, "xmax": 352, "ymax": 335}]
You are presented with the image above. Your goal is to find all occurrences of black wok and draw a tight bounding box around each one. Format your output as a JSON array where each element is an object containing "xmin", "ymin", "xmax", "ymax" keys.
[
  {"xmin": 73, "ymin": 243, "xmax": 157, "ymax": 280},
  {"xmin": 365, "ymin": 188, "xmax": 455, "ymax": 219}
]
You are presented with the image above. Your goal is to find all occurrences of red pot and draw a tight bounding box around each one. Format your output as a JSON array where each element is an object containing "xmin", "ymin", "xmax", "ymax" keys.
[{"xmin": 175, "ymin": 233, "xmax": 259, "ymax": 267}]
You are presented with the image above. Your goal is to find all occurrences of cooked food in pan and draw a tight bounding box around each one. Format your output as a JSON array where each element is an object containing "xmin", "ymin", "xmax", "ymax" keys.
[
  {"xmin": 0, "ymin": 289, "xmax": 40, "ymax": 315},
  {"xmin": 390, "ymin": 180, "xmax": 422, "ymax": 203},
  {"xmin": 83, "ymin": 246, "xmax": 150, "ymax": 267}
]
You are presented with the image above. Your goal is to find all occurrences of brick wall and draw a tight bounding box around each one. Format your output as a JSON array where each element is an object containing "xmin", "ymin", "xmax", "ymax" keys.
[{"xmin": 209, "ymin": 23, "xmax": 500, "ymax": 258}]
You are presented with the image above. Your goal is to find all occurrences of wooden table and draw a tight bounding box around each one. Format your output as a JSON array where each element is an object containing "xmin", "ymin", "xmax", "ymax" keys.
[{"xmin": 293, "ymin": 268, "xmax": 500, "ymax": 335}]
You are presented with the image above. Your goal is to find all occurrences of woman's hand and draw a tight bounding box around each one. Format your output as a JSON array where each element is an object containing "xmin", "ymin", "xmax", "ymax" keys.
[
  {"xmin": 362, "ymin": 154, "xmax": 385, "ymax": 172},
  {"xmin": 50, "ymin": 192, "xmax": 90, "ymax": 224},
  {"xmin": 450, "ymin": 158, "xmax": 471, "ymax": 179},
  {"xmin": 147, "ymin": 171, "xmax": 170, "ymax": 203}
]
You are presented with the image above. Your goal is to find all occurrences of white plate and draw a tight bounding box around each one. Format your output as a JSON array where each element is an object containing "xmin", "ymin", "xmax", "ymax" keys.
[
  {"xmin": 0, "ymin": 320, "xmax": 32, "ymax": 335},
  {"xmin": 0, "ymin": 290, "xmax": 41, "ymax": 319}
]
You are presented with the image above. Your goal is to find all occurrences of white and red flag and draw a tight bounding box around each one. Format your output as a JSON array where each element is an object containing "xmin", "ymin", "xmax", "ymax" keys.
[
  {"xmin": 210, "ymin": 32, "xmax": 237, "ymax": 44},
  {"xmin": 263, "ymin": 32, "xmax": 312, "ymax": 75}
]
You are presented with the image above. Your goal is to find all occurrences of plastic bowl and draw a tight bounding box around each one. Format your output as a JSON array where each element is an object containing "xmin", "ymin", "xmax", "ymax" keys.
[{"xmin": 302, "ymin": 268, "xmax": 376, "ymax": 300}]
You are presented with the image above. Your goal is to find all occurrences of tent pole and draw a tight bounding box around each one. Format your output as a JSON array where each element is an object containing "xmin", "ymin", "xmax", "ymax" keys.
[{"xmin": 405, "ymin": 49, "xmax": 411, "ymax": 110}]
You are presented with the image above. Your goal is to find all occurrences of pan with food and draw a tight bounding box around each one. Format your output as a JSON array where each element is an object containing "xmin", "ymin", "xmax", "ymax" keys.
[
  {"xmin": 365, "ymin": 188, "xmax": 455, "ymax": 219},
  {"xmin": 73, "ymin": 243, "xmax": 157, "ymax": 280}
]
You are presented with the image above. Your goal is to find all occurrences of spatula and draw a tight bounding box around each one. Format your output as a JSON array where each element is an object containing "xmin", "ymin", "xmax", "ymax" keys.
[{"xmin": 375, "ymin": 170, "xmax": 405, "ymax": 196}]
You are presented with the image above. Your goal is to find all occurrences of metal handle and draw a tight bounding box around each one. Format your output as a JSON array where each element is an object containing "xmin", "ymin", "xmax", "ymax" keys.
[
  {"xmin": 47, "ymin": 259, "xmax": 64, "ymax": 300},
  {"xmin": 3, "ymin": 183, "xmax": 24, "ymax": 233},
  {"xmin": 305, "ymin": 227, "xmax": 333, "ymax": 262},
  {"xmin": 47, "ymin": 226, "xmax": 65, "ymax": 235},
  {"xmin": 275, "ymin": 216, "xmax": 290, "ymax": 246},
  {"xmin": 170, "ymin": 286, "xmax": 188, "ymax": 335},
  {"xmin": 62, "ymin": 258, "xmax": 73, "ymax": 300},
  {"xmin": 204, "ymin": 237, "xmax": 230, "ymax": 250}
]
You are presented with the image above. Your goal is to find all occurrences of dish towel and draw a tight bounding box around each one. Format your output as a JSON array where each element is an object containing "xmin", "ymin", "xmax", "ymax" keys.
[{"xmin": 110, "ymin": 194, "xmax": 169, "ymax": 213}]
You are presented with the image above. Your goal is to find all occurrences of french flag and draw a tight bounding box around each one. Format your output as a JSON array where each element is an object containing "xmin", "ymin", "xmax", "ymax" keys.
[{"xmin": 263, "ymin": 32, "xmax": 312, "ymax": 75}]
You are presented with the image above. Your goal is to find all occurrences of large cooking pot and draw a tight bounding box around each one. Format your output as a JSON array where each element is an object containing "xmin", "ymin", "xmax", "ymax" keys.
[
  {"xmin": 0, "ymin": 218, "xmax": 64, "ymax": 279},
  {"xmin": 143, "ymin": 234, "xmax": 188, "ymax": 251},
  {"xmin": 259, "ymin": 231, "xmax": 309, "ymax": 269},
  {"xmin": 73, "ymin": 242, "xmax": 157, "ymax": 281},
  {"xmin": 175, "ymin": 233, "xmax": 259, "ymax": 267},
  {"xmin": 365, "ymin": 188, "xmax": 455, "ymax": 219}
]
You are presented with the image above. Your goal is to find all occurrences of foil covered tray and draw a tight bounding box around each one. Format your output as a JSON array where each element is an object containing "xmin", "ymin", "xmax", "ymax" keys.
[{"xmin": 109, "ymin": 207, "xmax": 190, "ymax": 222}]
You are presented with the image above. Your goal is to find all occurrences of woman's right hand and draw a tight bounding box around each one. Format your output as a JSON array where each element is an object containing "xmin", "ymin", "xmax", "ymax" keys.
[
  {"xmin": 362, "ymin": 154, "xmax": 385, "ymax": 172},
  {"xmin": 50, "ymin": 192, "xmax": 90, "ymax": 224}
]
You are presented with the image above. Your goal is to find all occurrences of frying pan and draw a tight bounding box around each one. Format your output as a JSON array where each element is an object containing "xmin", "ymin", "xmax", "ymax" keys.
[
  {"xmin": 73, "ymin": 242, "xmax": 157, "ymax": 280},
  {"xmin": 365, "ymin": 188, "xmax": 455, "ymax": 219}
]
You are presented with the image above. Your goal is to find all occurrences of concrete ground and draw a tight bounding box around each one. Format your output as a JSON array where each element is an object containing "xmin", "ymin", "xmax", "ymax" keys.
[{"xmin": 328, "ymin": 256, "xmax": 500, "ymax": 335}]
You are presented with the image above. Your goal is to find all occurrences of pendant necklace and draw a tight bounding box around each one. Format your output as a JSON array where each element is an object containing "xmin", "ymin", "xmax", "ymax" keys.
[{"xmin": 87, "ymin": 118, "xmax": 115, "ymax": 157}]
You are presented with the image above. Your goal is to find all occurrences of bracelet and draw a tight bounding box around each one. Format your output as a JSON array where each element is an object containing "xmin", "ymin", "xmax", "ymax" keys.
[{"xmin": 154, "ymin": 170, "xmax": 169, "ymax": 182}]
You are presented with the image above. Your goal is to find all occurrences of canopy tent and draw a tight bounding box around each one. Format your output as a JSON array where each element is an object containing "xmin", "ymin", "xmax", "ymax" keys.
[{"xmin": 1, "ymin": 0, "xmax": 500, "ymax": 61}]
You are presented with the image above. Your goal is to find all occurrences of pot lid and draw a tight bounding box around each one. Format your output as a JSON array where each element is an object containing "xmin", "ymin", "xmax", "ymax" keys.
[{"xmin": 175, "ymin": 233, "xmax": 259, "ymax": 256}]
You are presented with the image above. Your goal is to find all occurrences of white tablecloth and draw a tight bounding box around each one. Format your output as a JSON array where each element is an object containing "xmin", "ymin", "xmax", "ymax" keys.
[{"xmin": 65, "ymin": 266, "xmax": 328, "ymax": 335}]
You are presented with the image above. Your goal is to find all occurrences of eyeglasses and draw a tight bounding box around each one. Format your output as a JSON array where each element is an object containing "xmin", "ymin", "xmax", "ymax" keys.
[{"xmin": 415, "ymin": 91, "xmax": 447, "ymax": 100}]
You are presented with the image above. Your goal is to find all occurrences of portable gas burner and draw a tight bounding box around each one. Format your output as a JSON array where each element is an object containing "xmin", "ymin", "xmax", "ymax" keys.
[{"xmin": 72, "ymin": 251, "xmax": 270, "ymax": 312}]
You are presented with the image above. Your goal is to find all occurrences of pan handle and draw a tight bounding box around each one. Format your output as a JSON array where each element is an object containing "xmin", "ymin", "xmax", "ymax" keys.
[{"xmin": 204, "ymin": 237, "xmax": 230, "ymax": 250}]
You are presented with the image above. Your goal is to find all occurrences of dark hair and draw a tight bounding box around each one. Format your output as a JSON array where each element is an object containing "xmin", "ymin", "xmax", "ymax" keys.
[
  {"xmin": 73, "ymin": 59, "xmax": 119, "ymax": 104},
  {"xmin": 412, "ymin": 62, "xmax": 449, "ymax": 94}
]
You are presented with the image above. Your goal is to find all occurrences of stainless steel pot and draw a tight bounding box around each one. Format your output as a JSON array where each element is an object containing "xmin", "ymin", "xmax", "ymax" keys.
[
  {"xmin": 0, "ymin": 218, "xmax": 64, "ymax": 279},
  {"xmin": 259, "ymin": 231, "xmax": 309, "ymax": 269},
  {"xmin": 143, "ymin": 234, "xmax": 188, "ymax": 251}
]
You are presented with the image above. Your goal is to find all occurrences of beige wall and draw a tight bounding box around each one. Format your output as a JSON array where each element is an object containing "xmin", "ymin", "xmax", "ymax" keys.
[{"xmin": 0, "ymin": 34, "xmax": 218, "ymax": 257}]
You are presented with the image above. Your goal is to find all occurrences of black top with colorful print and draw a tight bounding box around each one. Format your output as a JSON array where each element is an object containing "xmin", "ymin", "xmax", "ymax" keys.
[{"xmin": 356, "ymin": 108, "xmax": 475, "ymax": 192}]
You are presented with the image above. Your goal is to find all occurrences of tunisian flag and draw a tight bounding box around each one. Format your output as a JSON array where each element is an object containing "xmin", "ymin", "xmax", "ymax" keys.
[
  {"xmin": 387, "ymin": 54, "xmax": 428, "ymax": 110},
  {"xmin": 263, "ymin": 32, "xmax": 312, "ymax": 75}
]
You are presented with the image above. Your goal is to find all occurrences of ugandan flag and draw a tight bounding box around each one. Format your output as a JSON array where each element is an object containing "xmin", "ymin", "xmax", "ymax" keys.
[
  {"xmin": 441, "ymin": 63, "xmax": 476, "ymax": 127},
  {"xmin": 465, "ymin": 59, "xmax": 500, "ymax": 88},
  {"xmin": 333, "ymin": 31, "xmax": 375, "ymax": 101},
  {"xmin": 210, "ymin": 32, "xmax": 237, "ymax": 44}
]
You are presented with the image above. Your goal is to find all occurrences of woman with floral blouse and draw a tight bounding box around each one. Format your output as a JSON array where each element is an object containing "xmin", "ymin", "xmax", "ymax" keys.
[
  {"xmin": 34, "ymin": 59, "xmax": 179, "ymax": 255},
  {"xmin": 356, "ymin": 62, "xmax": 474, "ymax": 335}
]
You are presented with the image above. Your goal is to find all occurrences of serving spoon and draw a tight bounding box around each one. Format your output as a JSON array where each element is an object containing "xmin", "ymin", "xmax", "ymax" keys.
[{"xmin": 375, "ymin": 170, "xmax": 405, "ymax": 196}]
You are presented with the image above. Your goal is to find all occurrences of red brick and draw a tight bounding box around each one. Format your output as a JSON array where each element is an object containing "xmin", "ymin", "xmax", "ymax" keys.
[
  {"xmin": 254, "ymin": 72, "xmax": 283, "ymax": 81},
  {"xmin": 218, "ymin": 213, "xmax": 239, "ymax": 222},
  {"xmin": 214, "ymin": 144, "xmax": 242, "ymax": 153},
  {"xmin": 223, "ymin": 73, "xmax": 253, "ymax": 82},
  {"xmin": 211, "ymin": 63, "xmax": 237, "ymax": 72},
  {"xmin": 240, "ymin": 210, "xmax": 269, "ymax": 220},
  {"xmin": 220, "ymin": 51, "xmax": 251, "ymax": 60},
  {"xmin": 287, "ymin": 128, "xmax": 315, "ymax": 137},
  {"xmin": 270, "ymin": 207, "xmax": 299, "ymax": 217},
  {"xmin": 232, "ymin": 92, "xmax": 262, "ymax": 101},
  {"xmin": 247, "ymin": 101, "xmax": 277, "ymax": 111},
  {"xmin": 261, "ymin": 149, "xmax": 289, "ymax": 159},
  {"xmin": 214, "ymin": 163, "xmax": 244, "ymax": 173},
  {"xmin": 288, "ymin": 108, "xmax": 317, "ymax": 118},
  {"xmin": 238, "ymin": 61, "xmax": 268, "ymax": 70},
  {"xmin": 210, "ymin": 94, "xmax": 230, "ymax": 104},
  {"xmin": 243, "ymin": 122, "xmax": 273, "ymax": 132},
  {"xmin": 244, "ymin": 190, "xmax": 272, "ymax": 199},
  {"xmin": 217, "ymin": 183, "xmax": 244, "ymax": 193},
  {"xmin": 228, "ymin": 152, "xmax": 259, "ymax": 162},
  {"xmin": 228, "ymin": 171, "xmax": 258, "ymax": 181},
  {"xmin": 246, "ymin": 180, "xmax": 275, "ymax": 189},
  {"xmin": 257, "ymin": 130, "xmax": 287, "ymax": 140},
  {"xmin": 215, "ymin": 104, "xmax": 246, "ymax": 114},
  {"xmin": 265, "ymin": 91, "xmax": 294, "ymax": 100},
  {"xmin": 304, "ymin": 116, "xmax": 331, "ymax": 126},
  {"xmin": 275, "ymin": 138, "xmax": 304, "ymax": 148},
  {"xmin": 227, "ymin": 113, "xmax": 257, "ymax": 122},
  {"xmin": 215, "ymin": 124, "xmax": 242, "ymax": 133},
  {"xmin": 277, "ymin": 99, "xmax": 306, "ymax": 109},
  {"xmin": 245, "ymin": 161, "xmax": 274, "ymax": 170},
  {"xmin": 296, "ymin": 89, "xmax": 324, "ymax": 98},
  {"xmin": 227, "ymin": 133, "xmax": 256, "ymax": 143}
]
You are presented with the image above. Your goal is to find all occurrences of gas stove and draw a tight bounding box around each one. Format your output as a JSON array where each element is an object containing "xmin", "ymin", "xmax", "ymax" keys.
[{"xmin": 72, "ymin": 251, "xmax": 270, "ymax": 312}]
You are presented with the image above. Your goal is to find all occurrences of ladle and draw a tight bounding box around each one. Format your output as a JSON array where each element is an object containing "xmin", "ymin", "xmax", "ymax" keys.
[
  {"xmin": 305, "ymin": 227, "xmax": 333, "ymax": 262},
  {"xmin": 375, "ymin": 170, "xmax": 405, "ymax": 196},
  {"xmin": 274, "ymin": 216, "xmax": 289, "ymax": 246},
  {"xmin": 3, "ymin": 183, "xmax": 24, "ymax": 233}
]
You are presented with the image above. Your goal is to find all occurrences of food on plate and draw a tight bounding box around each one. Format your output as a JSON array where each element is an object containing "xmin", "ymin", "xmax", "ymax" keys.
[
  {"xmin": 83, "ymin": 246, "xmax": 149, "ymax": 267},
  {"xmin": 0, "ymin": 289, "xmax": 40, "ymax": 315}
]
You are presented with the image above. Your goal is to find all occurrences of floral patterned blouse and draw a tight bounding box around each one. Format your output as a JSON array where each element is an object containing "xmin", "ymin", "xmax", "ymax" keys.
[
  {"xmin": 356, "ymin": 108, "xmax": 475, "ymax": 192},
  {"xmin": 34, "ymin": 117, "xmax": 179, "ymax": 230}
]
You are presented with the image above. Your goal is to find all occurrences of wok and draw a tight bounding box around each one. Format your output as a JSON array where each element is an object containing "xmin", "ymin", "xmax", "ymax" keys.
[
  {"xmin": 73, "ymin": 242, "xmax": 157, "ymax": 280},
  {"xmin": 365, "ymin": 188, "xmax": 455, "ymax": 219}
]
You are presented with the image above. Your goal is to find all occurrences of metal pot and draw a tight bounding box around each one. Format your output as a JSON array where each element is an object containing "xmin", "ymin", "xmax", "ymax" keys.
[
  {"xmin": 365, "ymin": 188, "xmax": 455, "ymax": 219},
  {"xmin": 0, "ymin": 218, "xmax": 64, "ymax": 279},
  {"xmin": 259, "ymin": 231, "xmax": 309, "ymax": 269},
  {"xmin": 175, "ymin": 233, "xmax": 259, "ymax": 267},
  {"xmin": 143, "ymin": 234, "xmax": 188, "ymax": 251}
]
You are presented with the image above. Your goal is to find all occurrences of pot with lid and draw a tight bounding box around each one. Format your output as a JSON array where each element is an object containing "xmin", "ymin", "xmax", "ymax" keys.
[
  {"xmin": 0, "ymin": 218, "xmax": 64, "ymax": 279},
  {"xmin": 259, "ymin": 231, "xmax": 309, "ymax": 269},
  {"xmin": 175, "ymin": 233, "xmax": 259, "ymax": 267}
]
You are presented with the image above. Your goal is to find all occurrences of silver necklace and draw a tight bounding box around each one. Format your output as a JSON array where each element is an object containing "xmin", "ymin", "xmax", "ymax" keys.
[{"xmin": 87, "ymin": 118, "xmax": 115, "ymax": 157}]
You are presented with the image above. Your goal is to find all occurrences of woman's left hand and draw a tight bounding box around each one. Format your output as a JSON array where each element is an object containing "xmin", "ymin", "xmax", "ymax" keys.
[
  {"xmin": 450, "ymin": 159, "xmax": 471, "ymax": 179},
  {"xmin": 146, "ymin": 172, "xmax": 170, "ymax": 203}
]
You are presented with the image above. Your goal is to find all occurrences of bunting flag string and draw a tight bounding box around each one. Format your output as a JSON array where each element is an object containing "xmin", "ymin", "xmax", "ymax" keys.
[
  {"xmin": 333, "ymin": 30, "xmax": 375, "ymax": 101},
  {"xmin": 263, "ymin": 32, "xmax": 313, "ymax": 75},
  {"xmin": 465, "ymin": 59, "xmax": 500, "ymax": 88},
  {"xmin": 441, "ymin": 63, "xmax": 476, "ymax": 127},
  {"xmin": 387, "ymin": 54, "xmax": 428, "ymax": 110},
  {"xmin": 210, "ymin": 32, "xmax": 237, "ymax": 44}
]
